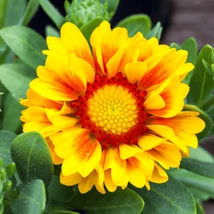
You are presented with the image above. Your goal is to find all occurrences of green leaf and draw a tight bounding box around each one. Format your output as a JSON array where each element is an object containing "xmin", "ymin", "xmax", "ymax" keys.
[
  {"xmin": 48, "ymin": 175, "xmax": 77, "ymax": 203},
  {"xmin": 189, "ymin": 147, "xmax": 214, "ymax": 163},
  {"xmin": 183, "ymin": 104, "xmax": 212, "ymax": 139},
  {"xmin": 170, "ymin": 42, "xmax": 181, "ymax": 50},
  {"xmin": 11, "ymin": 179, "xmax": 46, "ymax": 214},
  {"xmin": 0, "ymin": 63, "xmax": 36, "ymax": 100},
  {"xmin": 39, "ymin": 0, "xmax": 65, "ymax": 29},
  {"xmin": 0, "ymin": 0, "xmax": 7, "ymax": 28},
  {"xmin": 188, "ymin": 185, "xmax": 211, "ymax": 201},
  {"xmin": 187, "ymin": 45, "xmax": 214, "ymax": 107},
  {"xmin": 181, "ymin": 38, "xmax": 198, "ymax": 84},
  {"xmin": 70, "ymin": 187, "xmax": 144, "ymax": 214},
  {"xmin": 0, "ymin": 25, "xmax": 46, "ymax": 69},
  {"xmin": 0, "ymin": 130, "xmax": 16, "ymax": 165},
  {"xmin": 181, "ymin": 37, "xmax": 198, "ymax": 65},
  {"xmin": 145, "ymin": 22, "xmax": 162, "ymax": 41},
  {"xmin": 19, "ymin": 0, "xmax": 40, "ymax": 26},
  {"xmin": 2, "ymin": 93, "xmax": 23, "ymax": 133},
  {"xmin": 201, "ymin": 95, "xmax": 214, "ymax": 112},
  {"xmin": 4, "ymin": 0, "xmax": 26, "ymax": 26},
  {"xmin": 0, "ymin": 81, "xmax": 7, "ymax": 118},
  {"xmin": 116, "ymin": 14, "xmax": 152, "ymax": 37},
  {"xmin": 180, "ymin": 158, "xmax": 214, "ymax": 178},
  {"xmin": 11, "ymin": 132, "xmax": 54, "ymax": 186},
  {"xmin": 46, "ymin": 211, "xmax": 79, "ymax": 214},
  {"xmin": 196, "ymin": 201, "xmax": 205, "ymax": 214},
  {"xmin": 45, "ymin": 25, "xmax": 60, "ymax": 37},
  {"xmin": 80, "ymin": 17, "xmax": 103, "ymax": 43},
  {"xmin": 170, "ymin": 169, "xmax": 214, "ymax": 200},
  {"xmin": 133, "ymin": 175, "xmax": 196, "ymax": 214}
]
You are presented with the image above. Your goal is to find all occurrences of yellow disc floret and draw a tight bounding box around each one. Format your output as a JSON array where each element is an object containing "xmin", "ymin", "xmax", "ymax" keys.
[{"xmin": 87, "ymin": 85, "xmax": 138, "ymax": 134}]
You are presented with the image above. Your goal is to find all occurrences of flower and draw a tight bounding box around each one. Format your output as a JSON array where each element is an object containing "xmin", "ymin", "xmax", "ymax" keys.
[{"xmin": 20, "ymin": 21, "xmax": 205, "ymax": 194}]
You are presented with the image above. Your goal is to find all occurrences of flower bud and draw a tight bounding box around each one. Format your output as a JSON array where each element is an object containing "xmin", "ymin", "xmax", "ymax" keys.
[{"xmin": 66, "ymin": 0, "xmax": 109, "ymax": 28}]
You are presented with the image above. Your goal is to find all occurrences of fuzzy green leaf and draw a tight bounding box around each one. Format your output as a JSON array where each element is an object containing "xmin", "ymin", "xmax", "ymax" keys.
[
  {"xmin": 11, "ymin": 132, "xmax": 54, "ymax": 186},
  {"xmin": 133, "ymin": 175, "xmax": 196, "ymax": 214},
  {"xmin": 39, "ymin": 0, "xmax": 65, "ymax": 29},
  {"xmin": 116, "ymin": 14, "xmax": 152, "ymax": 37},
  {"xmin": 0, "ymin": 130, "xmax": 16, "ymax": 165},
  {"xmin": 11, "ymin": 179, "xmax": 46, "ymax": 214},
  {"xmin": 70, "ymin": 187, "xmax": 144, "ymax": 214},
  {"xmin": 0, "ymin": 25, "xmax": 46, "ymax": 69}
]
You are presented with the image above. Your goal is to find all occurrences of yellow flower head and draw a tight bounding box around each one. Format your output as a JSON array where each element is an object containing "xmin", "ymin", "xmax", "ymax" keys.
[{"xmin": 20, "ymin": 21, "xmax": 205, "ymax": 194}]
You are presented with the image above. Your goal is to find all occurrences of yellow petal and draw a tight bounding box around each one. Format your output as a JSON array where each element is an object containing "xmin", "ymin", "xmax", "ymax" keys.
[
  {"xmin": 119, "ymin": 144, "xmax": 142, "ymax": 160},
  {"xmin": 20, "ymin": 88, "xmax": 62, "ymax": 109},
  {"xmin": 21, "ymin": 106, "xmax": 49, "ymax": 123},
  {"xmin": 104, "ymin": 147, "xmax": 128, "ymax": 186},
  {"xmin": 150, "ymin": 112, "xmax": 205, "ymax": 134},
  {"xmin": 69, "ymin": 54, "xmax": 95, "ymax": 83},
  {"xmin": 30, "ymin": 78, "xmax": 79, "ymax": 101},
  {"xmin": 135, "ymin": 152, "xmax": 155, "ymax": 176},
  {"xmin": 150, "ymin": 163, "xmax": 168, "ymax": 184},
  {"xmin": 90, "ymin": 21, "xmax": 126, "ymax": 74},
  {"xmin": 148, "ymin": 76, "xmax": 189, "ymax": 117},
  {"xmin": 138, "ymin": 49, "xmax": 190, "ymax": 91},
  {"xmin": 78, "ymin": 171, "xmax": 96, "ymax": 194},
  {"xmin": 147, "ymin": 142, "xmax": 181, "ymax": 169},
  {"xmin": 138, "ymin": 134, "xmax": 166, "ymax": 150},
  {"xmin": 146, "ymin": 124, "xmax": 188, "ymax": 153},
  {"xmin": 176, "ymin": 63, "xmax": 194, "ymax": 80},
  {"xmin": 174, "ymin": 129, "xmax": 198, "ymax": 149},
  {"xmin": 22, "ymin": 121, "xmax": 51, "ymax": 133},
  {"xmin": 127, "ymin": 159, "xmax": 146, "ymax": 188},
  {"xmin": 46, "ymin": 102, "xmax": 78, "ymax": 129},
  {"xmin": 137, "ymin": 37, "xmax": 159, "ymax": 62},
  {"xmin": 104, "ymin": 169, "xmax": 117, "ymax": 192},
  {"xmin": 45, "ymin": 38, "xmax": 69, "ymax": 72},
  {"xmin": 60, "ymin": 22, "xmax": 94, "ymax": 67},
  {"xmin": 60, "ymin": 172, "xmax": 82, "ymax": 186},
  {"xmin": 106, "ymin": 40, "xmax": 140, "ymax": 78},
  {"xmin": 61, "ymin": 129, "xmax": 102, "ymax": 177},
  {"xmin": 124, "ymin": 62, "xmax": 147, "ymax": 84},
  {"xmin": 144, "ymin": 91, "xmax": 165, "ymax": 110},
  {"xmin": 46, "ymin": 138, "xmax": 63, "ymax": 165}
]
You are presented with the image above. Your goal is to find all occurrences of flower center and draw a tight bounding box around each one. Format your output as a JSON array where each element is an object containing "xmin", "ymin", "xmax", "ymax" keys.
[
  {"xmin": 73, "ymin": 73, "xmax": 148, "ymax": 149},
  {"xmin": 87, "ymin": 85, "xmax": 138, "ymax": 134}
]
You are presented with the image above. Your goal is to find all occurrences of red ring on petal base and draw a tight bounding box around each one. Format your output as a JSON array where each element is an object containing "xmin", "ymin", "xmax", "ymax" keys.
[{"xmin": 72, "ymin": 73, "xmax": 149, "ymax": 149}]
